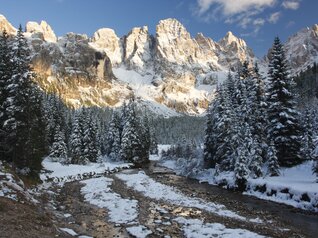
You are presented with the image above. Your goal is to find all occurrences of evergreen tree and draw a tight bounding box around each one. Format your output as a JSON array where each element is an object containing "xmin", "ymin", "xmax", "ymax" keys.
[
  {"xmin": 253, "ymin": 62, "xmax": 268, "ymax": 159},
  {"xmin": 234, "ymin": 139, "xmax": 250, "ymax": 191},
  {"xmin": 120, "ymin": 98, "xmax": 149, "ymax": 165},
  {"xmin": 267, "ymin": 37, "xmax": 302, "ymax": 167},
  {"xmin": 82, "ymin": 111, "xmax": 99, "ymax": 162},
  {"xmin": 149, "ymin": 124, "xmax": 158, "ymax": 155},
  {"xmin": 267, "ymin": 141, "xmax": 280, "ymax": 176},
  {"xmin": 3, "ymin": 25, "xmax": 46, "ymax": 173},
  {"xmin": 49, "ymin": 125, "xmax": 68, "ymax": 161},
  {"xmin": 44, "ymin": 94, "xmax": 67, "ymax": 151},
  {"xmin": 70, "ymin": 112, "xmax": 87, "ymax": 164},
  {"xmin": 105, "ymin": 111, "xmax": 122, "ymax": 160},
  {"xmin": 214, "ymin": 86, "xmax": 236, "ymax": 171},
  {"xmin": 203, "ymin": 97, "xmax": 217, "ymax": 168},
  {"xmin": 0, "ymin": 29, "xmax": 13, "ymax": 160},
  {"xmin": 301, "ymin": 108, "xmax": 315, "ymax": 160},
  {"xmin": 140, "ymin": 114, "xmax": 151, "ymax": 158}
]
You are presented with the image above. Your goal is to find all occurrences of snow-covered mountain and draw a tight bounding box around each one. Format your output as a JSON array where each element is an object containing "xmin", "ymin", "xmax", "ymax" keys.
[
  {"xmin": 0, "ymin": 14, "xmax": 316, "ymax": 115},
  {"xmin": 284, "ymin": 24, "xmax": 318, "ymax": 74}
]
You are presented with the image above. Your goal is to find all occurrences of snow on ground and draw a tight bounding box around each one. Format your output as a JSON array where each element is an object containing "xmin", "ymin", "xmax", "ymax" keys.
[
  {"xmin": 0, "ymin": 161, "xmax": 37, "ymax": 203},
  {"xmin": 193, "ymin": 161, "xmax": 318, "ymax": 212},
  {"xmin": 41, "ymin": 158, "xmax": 132, "ymax": 182},
  {"xmin": 245, "ymin": 161, "xmax": 318, "ymax": 211},
  {"xmin": 80, "ymin": 177, "xmax": 138, "ymax": 224},
  {"xmin": 149, "ymin": 145, "xmax": 171, "ymax": 161},
  {"xmin": 174, "ymin": 217, "xmax": 266, "ymax": 238},
  {"xmin": 126, "ymin": 225, "xmax": 153, "ymax": 238},
  {"xmin": 116, "ymin": 170, "xmax": 248, "ymax": 221},
  {"xmin": 59, "ymin": 227, "xmax": 78, "ymax": 236}
]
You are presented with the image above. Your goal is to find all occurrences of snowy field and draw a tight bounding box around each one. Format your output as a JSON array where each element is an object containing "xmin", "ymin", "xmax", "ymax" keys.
[{"xmin": 164, "ymin": 159, "xmax": 318, "ymax": 212}]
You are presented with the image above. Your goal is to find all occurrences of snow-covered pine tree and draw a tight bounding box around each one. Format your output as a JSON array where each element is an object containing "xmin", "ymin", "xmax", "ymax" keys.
[
  {"xmin": 4, "ymin": 25, "xmax": 46, "ymax": 173},
  {"xmin": 27, "ymin": 83, "xmax": 47, "ymax": 172},
  {"xmin": 252, "ymin": 62, "xmax": 268, "ymax": 159},
  {"xmin": 82, "ymin": 111, "xmax": 99, "ymax": 162},
  {"xmin": 105, "ymin": 111, "xmax": 122, "ymax": 160},
  {"xmin": 140, "ymin": 114, "xmax": 151, "ymax": 158},
  {"xmin": 301, "ymin": 108, "xmax": 315, "ymax": 160},
  {"xmin": 234, "ymin": 150, "xmax": 250, "ymax": 190},
  {"xmin": 267, "ymin": 140, "xmax": 280, "ymax": 176},
  {"xmin": 70, "ymin": 112, "xmax": 87, "ymax": 164},
  {"xmin": 203, "ymin": 93, "xmax": 218, "ymax": 168},
  {"xmin": 267, "ymin": 37, "xmax": 302, "ymax": 167},
  {"xmin": 149, "ymin": 122, "xmax": 158, "ymax": 155},
  {"xmin": 215, "ymin": 85, "xmax": 236, "ymax": 171},
  {"xmin": 243, "ymin": 62, "xmax": 264, "ymax": 178},
  {"xmin": 44, "ymin": 94, "xmax": 67, "ymax": 152},
  {"xmin": 225, "ymin": 71, "xmax": 235, "ymax": 100},
  {"xmin": 49, "ymin": 124, "xmax": 68, "ymax": 161},
  {"xmin": 234, "ymin": 123, "xmax": 252, "ymax": 191},
  {"xmin": 120, "ymin": 98, "xmax": 149, "ymax": 165},
  {"xmin": 0, "ymin": 29, "xmax": 13, "ymax": 161}
]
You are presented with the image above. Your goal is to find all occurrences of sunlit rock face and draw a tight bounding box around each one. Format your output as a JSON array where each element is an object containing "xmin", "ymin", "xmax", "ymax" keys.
[
  {"xmin": 12, "ymin": 15, "xmax": 317, "ymax": 115},
  {"xmin": 284, "ymin": 24, "xmax": 318, "ymax": 74},
  {"xmin": 90, "ymin": 28, "xmax": 123, "ymax": 66},
  {"xmin": 0, "ymin": 15, "xmax": 17, "ymax": 35},
  {"xmin": 26, "ymin": 20, "xmax": 57, "ymax": 43}
]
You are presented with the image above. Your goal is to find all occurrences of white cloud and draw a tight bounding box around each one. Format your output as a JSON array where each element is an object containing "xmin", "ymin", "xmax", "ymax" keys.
[
  {"xmin": 194, "ymin": 0, "xmax": 276, "ymax": 35},
  {"xmin": 286, "ymin": 20, "xmax": 295, "ymax": 28},
  {"xmin": 196, "ymin": 0, "xmax": 276, "ymax": 16},
  {"xmin": 254, "ymin": 18, "xmax": 265, "ymax": 26},
  {"xmin": 268, "ymin": 12, "xmax": 281, "ymax": 24},
  {"xmin": 282, "ymin": 1, "xmax": 300, "ymax": 10}
]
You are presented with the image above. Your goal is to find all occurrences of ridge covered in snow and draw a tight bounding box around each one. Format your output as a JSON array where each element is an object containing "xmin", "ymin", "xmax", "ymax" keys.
[{"xmin": 0, "ymin": 14, "xmax": 316, "ymax": 115}]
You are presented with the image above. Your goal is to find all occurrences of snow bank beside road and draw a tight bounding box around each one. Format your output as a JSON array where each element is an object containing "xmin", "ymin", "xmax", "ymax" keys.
[
  {"xmin": 195, "ymin": 161, "xmax": 318, "ymax": 212},
  {"xmin": 245, "ymin": 161, "xmax": 318, "ymax": 212},
  {"xmin": 41, "ymin": 158, "xmax": 132, "ymax": 183}
]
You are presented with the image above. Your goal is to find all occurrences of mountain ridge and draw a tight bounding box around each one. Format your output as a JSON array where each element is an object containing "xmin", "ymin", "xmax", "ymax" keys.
[{"xmin": 0, "ymin": 14, "xmax": 317, "ymax": 115}]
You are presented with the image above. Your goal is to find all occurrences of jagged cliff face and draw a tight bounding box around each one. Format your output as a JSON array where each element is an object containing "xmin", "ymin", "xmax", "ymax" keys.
[
  {"xmin": 0, "ymin": 15, "xmax": 16, "ymax": 35},
  {"xmin": 284, "ymin": 24, "xmax": 318, "ymax": 74},
  {"xmin": 3, "ymin": 15, "xmax": 314, "ymax": 115}
]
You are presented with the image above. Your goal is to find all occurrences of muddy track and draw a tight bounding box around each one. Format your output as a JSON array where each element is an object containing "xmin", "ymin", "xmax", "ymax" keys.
[{"xmin": 49, "ymin": 166, "xmax": 318, "ymax": 238}]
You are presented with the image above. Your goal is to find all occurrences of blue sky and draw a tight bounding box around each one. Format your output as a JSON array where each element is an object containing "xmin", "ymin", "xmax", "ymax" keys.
[{"xmin": 0, "ymin": 0, "xmax": 317, "ymax": 56}]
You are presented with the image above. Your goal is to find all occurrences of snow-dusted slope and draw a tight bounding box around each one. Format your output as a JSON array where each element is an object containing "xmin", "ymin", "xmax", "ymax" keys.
[{"xmin": 284, "ymin": 24, "xmax": 318, "ymax": 74}]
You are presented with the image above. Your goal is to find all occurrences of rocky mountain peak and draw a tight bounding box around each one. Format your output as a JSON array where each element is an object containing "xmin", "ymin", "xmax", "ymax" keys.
[
  {"xmin": 195, "ymin": 32, "xmax": 217, "ymax": 51},
  {"xmin": 124, "ymin": 26, "xmax": 152, "ymax": 71},
  {"xmin": 26, "ymin": 20, "xmax": 57, "ymax": 42},
  {"xmin": 155, "ymin": 18, "xmax": 198, "ymax": 66},
  {"xmin": 218, "ymin": 31, "xmax": 254, "ymax": 66},
  {"xmin": 311, "ymin": 24, "xmax": 318, "ymax": 37},
  {"xmin": 219, "ymin": 31, "xmax": 247, "ymax": 48},
  {"xmin": 90, "ymin": 28, "xmax": 122, "ymax": 66},
  {"xmin": 156, "ymin": 18, "xmax": 190, "ymax": 39},
  {"xmin": 0, "ymin": 14, "xmax": 17, "ymax": 35},
  {"xmin": 284, "ymin": 24, "xmax": 318, "ymax": 73}
]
